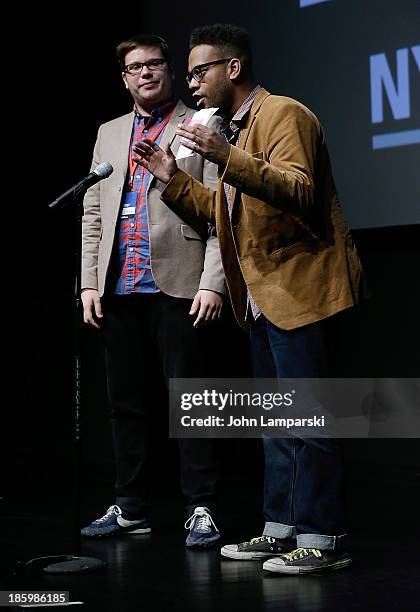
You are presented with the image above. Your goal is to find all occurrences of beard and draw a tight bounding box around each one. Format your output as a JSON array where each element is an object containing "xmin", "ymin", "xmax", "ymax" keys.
[{"xmin": 203, "ymin": 77, "xmax": 233, "ymax": 111}]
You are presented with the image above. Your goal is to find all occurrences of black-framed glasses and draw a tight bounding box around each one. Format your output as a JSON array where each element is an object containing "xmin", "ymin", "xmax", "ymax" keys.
[
  {"xmin": 123, "ymin": 58, "xmax": 166, "ymax": 75},
  {"xmin": 185, "ymin": 58, "xmax": 232, "ymax": 84}
]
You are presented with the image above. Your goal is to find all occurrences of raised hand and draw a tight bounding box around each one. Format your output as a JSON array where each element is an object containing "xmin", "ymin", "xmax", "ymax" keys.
[
  {"xmin": 176, "ymin": 124, "xmax": 231, "ymax": 166},
  {"xmin": 133, "ymin": 139, "xmax": 179, "ymax": 184}
]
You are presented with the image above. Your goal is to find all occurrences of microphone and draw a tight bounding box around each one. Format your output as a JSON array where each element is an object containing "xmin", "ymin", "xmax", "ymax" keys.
[{"xmin": 49, "ymin": 162, "xmax": 113, "ymax": 209}]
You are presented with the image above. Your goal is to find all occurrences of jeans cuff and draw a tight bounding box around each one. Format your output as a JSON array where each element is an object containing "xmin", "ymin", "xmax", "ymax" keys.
[
  {"xmin": 263, "ymin": 522, "xmax": 296, "ymax": 539},
  {"xmin": 296, "ymin": 533, "xmax": 348, "ymax": 551}
]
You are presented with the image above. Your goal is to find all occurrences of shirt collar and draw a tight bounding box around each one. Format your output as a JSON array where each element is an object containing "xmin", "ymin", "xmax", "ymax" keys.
[
  {"xmin": 134, "ymin": 97, "xmax": 177, "ymax": 122},
  {"xmin": 220, "ymin": 85, "xmax": 262, "ymax": 142},
  {"xmin": 231, "ymin": 84, "xmax": 263, "ymax": 126}
]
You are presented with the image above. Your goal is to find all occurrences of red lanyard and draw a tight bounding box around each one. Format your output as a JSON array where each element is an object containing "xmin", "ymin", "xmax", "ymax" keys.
[{"xmin": 128, "ymin": 108, "xmax": 175, "ymax": 189}]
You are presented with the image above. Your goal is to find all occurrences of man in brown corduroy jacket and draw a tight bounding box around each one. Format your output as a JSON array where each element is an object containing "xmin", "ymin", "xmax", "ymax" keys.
[{"xmin": 134, "ymin": 23, "xmax": 366, "ymax": 575}]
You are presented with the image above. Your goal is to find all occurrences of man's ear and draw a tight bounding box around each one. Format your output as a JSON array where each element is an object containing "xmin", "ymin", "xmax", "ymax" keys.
[
  {"xmin": 122, "ymin": 73, "xmax": 129, "ymax": 90},
  {"xmin": 228, "ymin": 58, "xmax": 242, "ymax": 81}
]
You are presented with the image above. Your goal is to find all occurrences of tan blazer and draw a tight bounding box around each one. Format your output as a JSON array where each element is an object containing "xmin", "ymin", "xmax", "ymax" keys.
[
  {"xmin": 161, "ymin": 89, "xmax": 366, "ymax": 330},
  {"xmin": 82, "ymin": 100, "xmax": 225, "ymax": 298}
]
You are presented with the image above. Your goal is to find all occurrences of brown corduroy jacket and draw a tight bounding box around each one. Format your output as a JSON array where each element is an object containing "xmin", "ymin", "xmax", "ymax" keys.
[{"xmin": 161, "ymin": 89, "xmax": 366, "ymax": 330}]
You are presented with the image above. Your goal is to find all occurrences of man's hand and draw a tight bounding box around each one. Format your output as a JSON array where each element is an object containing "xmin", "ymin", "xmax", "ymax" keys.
[
  {"xmin": 190, "ymin": 289, "xmax": 223, "ymax": 328},
  {"xmin": 175, "ymin": 124, "xmax": 231, "ymax": 167},
  {"xmin": 133, "ymin": 140, "xmax": 178, "ymax": 184},
  {"xmin": 81, "ymin": 289, "xmax": 103, "ymax": 329}
]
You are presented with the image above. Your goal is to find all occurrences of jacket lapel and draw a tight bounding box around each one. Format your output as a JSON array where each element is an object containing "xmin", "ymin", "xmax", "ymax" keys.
[
  {"xmin": 148, "ymin": 100, "xmax": 187, "ymax": 190},
  {"xmin": 115, "ymin": 112, "xmax": 134, "ymax": 183},
  {"xmin": 229, "ymin": 88, "xmax": 271, "ymax": 211},
  {"xmin": 159, "ymin": 99, "xmax": 187, "ymax": 151},
  {"xmin": 237, "ymin": 88, "xmax": 270, "ymax": 150}
]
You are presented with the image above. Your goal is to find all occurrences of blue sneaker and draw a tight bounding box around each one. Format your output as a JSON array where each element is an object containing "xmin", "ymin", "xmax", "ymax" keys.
[
  {"xmin": 81, "ymin": 505, "xmax": 151, "ymax": 537},
  {"xmin": 184, "ymin": 506, "xmax": 220, "ymax": 548}
]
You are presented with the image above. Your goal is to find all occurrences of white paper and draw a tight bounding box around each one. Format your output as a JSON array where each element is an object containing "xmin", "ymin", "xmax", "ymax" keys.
[{"xmin": 175, "ymin": 107, "xmax": 219, "ymax": 160}]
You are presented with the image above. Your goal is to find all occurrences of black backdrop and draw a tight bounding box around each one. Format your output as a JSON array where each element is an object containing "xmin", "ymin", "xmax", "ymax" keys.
[
  {"xmin": 27, "ymin": 0, "xmax": 419, "ymax": 230},
  {"xmin": 5, "ymin": 1, "xmax": 420, "ymax": 524}
]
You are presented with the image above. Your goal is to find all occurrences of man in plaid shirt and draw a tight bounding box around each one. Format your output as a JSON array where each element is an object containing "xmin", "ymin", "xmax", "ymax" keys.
[{"xmin": 80, "ymin": 34, "xmax": 225, "ymax": 547}]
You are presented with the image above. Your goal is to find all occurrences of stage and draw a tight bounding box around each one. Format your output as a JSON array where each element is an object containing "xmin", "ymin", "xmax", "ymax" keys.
[{"xmin": 2, "ymin": 440, "xmax": 419, "ymax": 610}]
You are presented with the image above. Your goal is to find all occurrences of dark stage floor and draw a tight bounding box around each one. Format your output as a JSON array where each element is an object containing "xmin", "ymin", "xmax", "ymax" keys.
[{"xmin": 2, "ymin": 450, "xmax": 420, "ymax": 612}]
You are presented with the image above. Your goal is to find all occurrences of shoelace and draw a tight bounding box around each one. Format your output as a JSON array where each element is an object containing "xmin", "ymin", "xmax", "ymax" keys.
[
  {"xmin": 248, "ymin": 536, "xmax": 276, "ymax": 545},
  {"xmin": 184, "ymin": 509, "xmax": 219, "ymax": 533},
  {"xmin": 96, "ymin": 505, "xmax": 122, "ymax": 523},
  {"xmin": 282, "ymin": 547, "xmax": 322, "ymax": 561}
]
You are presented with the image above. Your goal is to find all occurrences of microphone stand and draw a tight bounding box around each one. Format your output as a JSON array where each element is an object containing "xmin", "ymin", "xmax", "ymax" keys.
[{"xmin": 25, "ymin": 186, "xmax": 107, "ymax": 574}]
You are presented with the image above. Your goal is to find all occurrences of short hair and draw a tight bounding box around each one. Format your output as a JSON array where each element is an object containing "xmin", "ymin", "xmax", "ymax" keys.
[
  {"xmin": 189, "ymin": 24, "xmax": 253, "ymax": 79},
  {"xmin": 116, "ymin": 34, "xmax": 173, "ymax": 70}
]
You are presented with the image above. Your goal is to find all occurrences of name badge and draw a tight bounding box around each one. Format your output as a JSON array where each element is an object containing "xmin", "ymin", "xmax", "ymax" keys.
[
  {"xmin": 121, "ymin": 206, "xmax": 136, "ymax": 218},
  {"xmin": 120, "ymin": 192, "xmax": 137, "ymax": 218}
]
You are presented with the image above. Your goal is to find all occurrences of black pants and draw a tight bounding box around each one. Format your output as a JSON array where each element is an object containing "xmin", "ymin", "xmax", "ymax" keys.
[{"xmin": 103, "ymin": 293, "xmax": 219, "ymax": 518}]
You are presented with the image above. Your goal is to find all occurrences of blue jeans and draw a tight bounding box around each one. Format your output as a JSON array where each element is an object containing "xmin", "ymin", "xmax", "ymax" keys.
[{"xmin": 249, "ymin": 314, "xmax": 346, "ymax": 551}]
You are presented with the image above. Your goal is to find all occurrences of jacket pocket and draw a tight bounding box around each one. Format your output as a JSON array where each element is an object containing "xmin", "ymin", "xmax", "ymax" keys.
[
  {"xmin": 180, "ymin": 224, "xmax": 203, "ymax": 241},
  {"xmin": 271, "ymin": 237, "xmax": 325, "ymax": 263}
]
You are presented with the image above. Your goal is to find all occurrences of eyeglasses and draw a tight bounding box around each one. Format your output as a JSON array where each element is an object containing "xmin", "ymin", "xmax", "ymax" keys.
[
  {"xmin": 123, "ymin": 59, "xmax": 166, "ymax": 75},
  {"xmin": 185, "ymin": 58, "xmax": 232, "ymax": 84}
]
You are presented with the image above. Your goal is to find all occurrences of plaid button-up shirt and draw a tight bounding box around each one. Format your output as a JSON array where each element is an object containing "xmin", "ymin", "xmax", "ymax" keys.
[{"xmin": 114, "ymin": 100, "xmax": 176, "ymax": 295}]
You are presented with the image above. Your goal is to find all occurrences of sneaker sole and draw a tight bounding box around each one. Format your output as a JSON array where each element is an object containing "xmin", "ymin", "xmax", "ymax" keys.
[
  {"xmin": 221, "ymin": 548, "xmax": 282, "ymax": 561},
  {"xmin": 263, "ymin": 557, "xmax": 352, "ymax": 574},
  {"xmin": 81, "ymin": 526, "xmax": 151, "ymax": 538},
  {"xmin": 186, "ymin": 536, "xmax": 221, "ymax": 549},
  {"xmin": 122, "ymin": 527, "xmax": 151, "ymax": 535}
]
